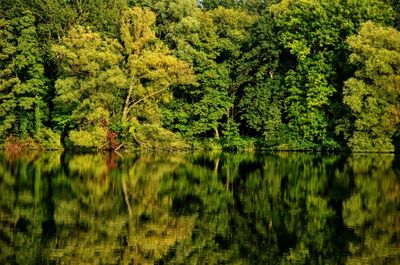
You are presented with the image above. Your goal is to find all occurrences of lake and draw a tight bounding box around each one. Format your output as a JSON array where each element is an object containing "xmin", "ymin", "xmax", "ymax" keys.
[{"xmin": 0, "ymin": 151, "xmax": 399, "ymax": 264}]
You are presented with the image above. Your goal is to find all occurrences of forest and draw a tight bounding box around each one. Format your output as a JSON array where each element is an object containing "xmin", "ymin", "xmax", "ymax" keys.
[{"xmin": 0, "ymin": 0, "xmax": 399, "ymax": 152}]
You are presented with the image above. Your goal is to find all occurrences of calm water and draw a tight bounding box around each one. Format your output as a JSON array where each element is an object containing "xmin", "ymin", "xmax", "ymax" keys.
[{"xmin": 0, "ymin": 151, "xmax": 399, "ymax": 265}]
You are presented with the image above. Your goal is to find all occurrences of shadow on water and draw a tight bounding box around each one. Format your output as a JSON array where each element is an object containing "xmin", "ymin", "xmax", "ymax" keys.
[{"xmin": 0, "ymin": 151, "xmax": 399, "ymax": 264}]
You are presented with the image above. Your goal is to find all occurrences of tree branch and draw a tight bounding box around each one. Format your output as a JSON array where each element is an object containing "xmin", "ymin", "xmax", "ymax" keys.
[{"xmin": 125, "ymin": 86, "xmax": 170, "ymax": 117}]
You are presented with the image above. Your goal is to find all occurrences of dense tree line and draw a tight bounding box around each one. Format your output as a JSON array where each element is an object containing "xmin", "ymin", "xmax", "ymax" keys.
[{"xmin": 0, "ymin": 0, "xmax": 399, "ymax": 151}]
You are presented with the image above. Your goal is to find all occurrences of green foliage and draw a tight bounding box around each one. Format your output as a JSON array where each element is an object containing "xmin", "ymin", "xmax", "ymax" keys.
[
  {"xmin": 387, "ymin": 0, "xmax": 400, "ymax": 28},
  {"xmin": 11, "ymin": 0, "xmax": 128, "ymax": 39},
  {"xmin": 343, "ymin": 154, "xmax": 400, "ymax": 264},
  {"xmin": 221, "ymin": 119, "xmax": 253, "ymax": 150},
  {"xmin": 343, "ymin": 22, "xmax": 400, "ymax": 152},
  {"xmin": 0, "ymin": 0, "xmax": 399, "ymax": 151},
  {"xmin": 269, "ymin": 0, "xmax": 395, "ymax": 149},
  {"xmin": 200, "ymin": 0, "xmax": 270, "ymax": 12},
  {"xmin": 236, "ymin": 14, "xmax": 283, "ymax": 146},
  {"xmin": 68, "ymin": 126, "xmax": 107, "ymax": 150},
  {"xmin": 120, "ymin": 7, "xmax": 195, "ymax": 125},
  {"xmin": 160, "ymin": 6, "xmax": 230, "ymax": 138},
  {"xmin": 52, "ymin": 25, "xmax": 125, "ymax": 133},
  {"xmin": 161, "ymin": 5, "xmax": 256, "ymax": 140},
  {"xmin": 0, "ymin": 12, "xmax": 47, "ymax": 140},
  {"xmin": 34, "ymin": 128, "xmax": 62, "ymax": 150},
  {"xmin": 133, "ymin": 123, "xmax": 189, "ymax": 150},
  {"xmin": 271, "ymin": 0, "xmax": 345, "ymax": 146}
]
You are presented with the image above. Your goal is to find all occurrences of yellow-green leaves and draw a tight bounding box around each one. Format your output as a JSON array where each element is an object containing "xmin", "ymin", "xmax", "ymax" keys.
[
  {"xmin": 52, "ymin": 8, "xmax": 194, "ymax": 149},
  {"xmin": 52, "ymin": 26, "xmax": 124, "ymax": 77},
  {"xmin": 121, "ymin": 7, "xmax": 157, "ymax": 55},
  {"xmin": 52, "ymin": 25, "xmax": 126, "ymax": 148},
  {"xmin": 344, "ymin": 22, "xmax": 400, "ymax": 152},
  {"xmin": 120, "ymin": 7, "xmax": 195, "ymax": 124}
]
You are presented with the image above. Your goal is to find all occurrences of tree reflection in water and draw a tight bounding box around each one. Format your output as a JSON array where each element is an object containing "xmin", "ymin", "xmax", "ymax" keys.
[{"xmin": 0, "ymin": 151, "xmax": 399, "ymax": 264}]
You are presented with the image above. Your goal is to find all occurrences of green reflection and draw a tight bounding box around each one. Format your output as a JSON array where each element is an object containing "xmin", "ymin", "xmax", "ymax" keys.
[
  {"xmin": 0, "ymin": 151, "xmax": 399, "ymax": 264},
  {"xmin": 343, "ymin": 154, "xmax": 400, "ymax": 265}
]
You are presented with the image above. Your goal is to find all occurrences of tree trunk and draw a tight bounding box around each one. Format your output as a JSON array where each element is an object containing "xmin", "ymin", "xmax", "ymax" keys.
[
  {"xmin": 214, "ymin": 127, "xmax": 220, "ymax": 140},
  {"xmin": 122, "ymin": 85, "xmax": 133, "ymax": 122}
]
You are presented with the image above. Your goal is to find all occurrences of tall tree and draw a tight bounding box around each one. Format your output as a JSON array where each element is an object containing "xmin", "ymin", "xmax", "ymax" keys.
[
  {"xmin": 271, "ymin": 0, "xmax": 344, "ymax": 148},
  {"xmin": 161, "ymin": 4, "xmax": 256, "ymax": 141},
  {"xmin": 343, "ymin": 22, "xmax": 400, "ymax": 152},
  {"xmin": 51, "ymin": 25, "xmax": 126, "ymax": 148},
  {"xmin": 0, "ymin": 12, "xmax": 47, "ymax": 139},
  {"xmin": 271, "ymin": 0, "xmax": 394, "ymax": 149},
  {"xmin": 235, "ymin": 13, "xmax": 283, "ymax": 145},
  {"xmin": 120, "ymin": 7, "xmax": 195, "ymax": 125},
  {"xmin": 52, "ymin": 7, "xmax": 194, "ymax": 149}
]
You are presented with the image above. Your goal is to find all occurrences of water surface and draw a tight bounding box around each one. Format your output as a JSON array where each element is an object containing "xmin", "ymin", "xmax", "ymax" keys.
[{"xmin": 0, "ymin": 151, "xmax": 399, "ymax": 264}]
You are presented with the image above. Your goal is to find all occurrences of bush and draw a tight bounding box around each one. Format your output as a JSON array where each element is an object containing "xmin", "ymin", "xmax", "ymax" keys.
[
  {"xmin": 3, "ymin": 136, "xmax": 41, "ymax": 151},
  {"xmin": 201, "ymin": 138, "xmax": 223, "ymax": 151},
  {"xmin": 35, "ymin": 128, "xmax": 63, "ymax": 150},
  {"xmin": 132, "ymin": 124, "xmax": 189, "ymax": 151},
  {"xmin": 221, "ymin": 119, "xmax": 247, "ymax": 150},
  {"xmin": 349, "ymin": 132, "xmax": 394, "ymax": 152},
  {"xmin": 68, "ymin": 126, "xmax": 107, "ymax": 150}
]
